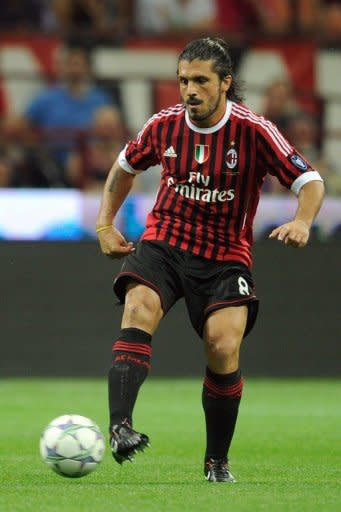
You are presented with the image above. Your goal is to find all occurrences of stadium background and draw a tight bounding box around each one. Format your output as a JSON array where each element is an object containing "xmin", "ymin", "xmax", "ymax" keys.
[{"xmin": 1, "ymin": 2, "xmax": 340, "ymax": 378}]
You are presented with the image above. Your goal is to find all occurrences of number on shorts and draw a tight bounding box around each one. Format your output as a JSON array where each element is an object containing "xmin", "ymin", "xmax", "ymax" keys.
[{"xmin": 238, "ymin": 276, "xmax": 249, "ymax": 295}]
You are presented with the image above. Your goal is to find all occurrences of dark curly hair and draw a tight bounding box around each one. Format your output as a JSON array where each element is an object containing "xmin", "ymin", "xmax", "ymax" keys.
[{"xmin": 178, "ymin": 37, "xmax": 243, "ymax": 103}]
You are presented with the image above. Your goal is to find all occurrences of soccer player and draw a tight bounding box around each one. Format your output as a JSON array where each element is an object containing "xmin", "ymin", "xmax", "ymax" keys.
[{"xmin": 96, "ymin": 38, "xmax": 324, "ymax": 482}]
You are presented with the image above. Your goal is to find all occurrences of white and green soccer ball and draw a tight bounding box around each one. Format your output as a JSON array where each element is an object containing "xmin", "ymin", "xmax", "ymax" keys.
[{"xmin": 40, "ymin": 414, "xmax": 105, "ymax": 478}]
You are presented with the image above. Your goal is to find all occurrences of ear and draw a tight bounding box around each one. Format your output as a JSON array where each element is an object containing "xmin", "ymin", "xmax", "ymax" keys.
[{"xmin": 221, "ymin": 75, "xmax": 232, "ymax": 93}]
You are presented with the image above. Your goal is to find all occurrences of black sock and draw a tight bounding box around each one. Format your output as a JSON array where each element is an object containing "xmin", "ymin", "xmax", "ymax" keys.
[
  {"xmin": 202, "ymin": 367, "xmax": 243, "ymax": 461},
  {"xmin": 108, "ymin": 327, "xmax": 152, "ymax": 430}
]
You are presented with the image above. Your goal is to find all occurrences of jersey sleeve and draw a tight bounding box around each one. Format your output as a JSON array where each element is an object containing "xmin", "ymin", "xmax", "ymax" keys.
[
  {"xmin": 256, "ymin": 119, "xmax": 323, "ymax": 195},
  {"xmin": 118, "ymin": 116, "xmax": 160, "ymax": 175}
]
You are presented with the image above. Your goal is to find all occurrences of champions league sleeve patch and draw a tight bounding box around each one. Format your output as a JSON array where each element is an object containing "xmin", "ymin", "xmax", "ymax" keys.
[{"xmin": 290, "ymin": 154, "xmax": 308, "ymax": 170}]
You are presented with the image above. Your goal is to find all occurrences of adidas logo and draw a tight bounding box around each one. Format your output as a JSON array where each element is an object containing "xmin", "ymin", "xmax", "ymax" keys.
[{"xmin": 163, "ymin": 145, "xmax": 177, "ymax": 157}]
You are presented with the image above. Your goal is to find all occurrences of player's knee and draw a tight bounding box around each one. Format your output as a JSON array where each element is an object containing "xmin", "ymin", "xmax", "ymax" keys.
[
  {"xmin": 124, "ymin": 287, "xmax": 162, "ymax": 326},
  {"xmin": 205, "ymin": 334, "xmax": 240, "ymax": 361},
  {"xmin": 124, "ymin": 299, "xmax": 153, "ymax": 324}
]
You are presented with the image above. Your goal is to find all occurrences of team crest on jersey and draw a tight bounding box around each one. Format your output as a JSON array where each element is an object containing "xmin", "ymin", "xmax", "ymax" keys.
[
  {"xmin": 194, "ymin": 144, "xmax": 209, "ymax": 164},
  {"xmin": 226, "ymin": 148, "xmax": 238, "ymax": 169}
]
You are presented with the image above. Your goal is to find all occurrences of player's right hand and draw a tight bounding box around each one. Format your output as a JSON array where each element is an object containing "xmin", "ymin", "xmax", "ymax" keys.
[{"xmin": 97, "ymin": 226, "xmax": 135, "ymax": 259}]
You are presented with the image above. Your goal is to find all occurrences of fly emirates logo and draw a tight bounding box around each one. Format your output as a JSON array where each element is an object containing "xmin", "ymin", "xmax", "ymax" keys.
[{"xmin": 167, "ymin": 172, "xmax": 235, "ymax": 203}]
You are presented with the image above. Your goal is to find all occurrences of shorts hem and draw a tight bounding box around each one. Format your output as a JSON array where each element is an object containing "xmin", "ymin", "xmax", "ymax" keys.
[
  {"xmin": 201, "ymin": 296, "xmax": 259, "ymax": 338},
  {"xmin": 113, "ymin": 271, "xmax": 167, "ymax": 313},
  {"xmin": 204, "ymin": 295, "xmax": 258, "ymax": 316}
]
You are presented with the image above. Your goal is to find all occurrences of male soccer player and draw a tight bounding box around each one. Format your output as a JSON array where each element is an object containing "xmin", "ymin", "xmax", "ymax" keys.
[{"xmin": 96, "ymin": 38, "xmax": 324, "ymax": 482}]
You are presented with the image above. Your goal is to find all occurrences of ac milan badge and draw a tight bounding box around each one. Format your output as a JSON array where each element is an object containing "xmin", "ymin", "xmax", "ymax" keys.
[{"xmin": 226, "ymin": 148, "xmax": 238, "ymax": 169}]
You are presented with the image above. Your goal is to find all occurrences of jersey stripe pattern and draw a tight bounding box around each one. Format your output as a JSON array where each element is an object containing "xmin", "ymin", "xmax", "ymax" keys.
[{"xmin": 121, "ymin": 101, "xmax": 318, "ymax": 267}]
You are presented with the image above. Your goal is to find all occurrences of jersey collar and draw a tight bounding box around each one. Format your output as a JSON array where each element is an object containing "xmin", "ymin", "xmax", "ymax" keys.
[{"xmin": 185, "ymin": 100, "xmax": 232, "ymax": 134}]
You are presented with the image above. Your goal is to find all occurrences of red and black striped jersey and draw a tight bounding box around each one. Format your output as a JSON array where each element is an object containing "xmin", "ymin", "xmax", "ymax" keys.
[{"xmin": 118, "ymin": 101, "xmax": 322, "ymax": 267}]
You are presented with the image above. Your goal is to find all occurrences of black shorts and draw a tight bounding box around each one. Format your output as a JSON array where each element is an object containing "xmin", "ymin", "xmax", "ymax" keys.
[{"xmin": 113, "ymin": 241, "xmax": 259, "ymax": 338}]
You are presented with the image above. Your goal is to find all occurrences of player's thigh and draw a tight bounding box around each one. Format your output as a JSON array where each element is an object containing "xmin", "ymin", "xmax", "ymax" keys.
[
  {"xmin": 203, "ymin": 306, "xmax": 248, "ymax": 372},
  {"xmin": 121, "ymin": 282, "xmax": 164, "ymax": 334},
  {"xmin": 203, "ymin": 305, "xmax": 248, "ymax": 353},
  {"xmin": 184, "ymin": 261, "xmax": 259, "ymax": 338},
  {"xmin": 114, "ymin": 240, "xmax": 183, "ymax": 320}
]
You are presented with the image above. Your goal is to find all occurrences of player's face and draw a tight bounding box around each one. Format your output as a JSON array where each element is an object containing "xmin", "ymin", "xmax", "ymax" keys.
[{"xmin": 178, "ymin": 59, "xmax": 232, "ymax": 127}]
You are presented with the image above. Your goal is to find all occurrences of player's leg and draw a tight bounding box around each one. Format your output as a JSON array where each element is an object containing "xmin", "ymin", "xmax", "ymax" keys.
[
  {"xmin": 185, "ymin": 258, "xmax": 258, "ymax": 481},
  {"xmin": 109, "ymin": 282, "xmax": 163, "ymax": 463},
  {"xmin": 204, "ymin": 305, "xmax": 247, "ymax": 373},
  {"xmin": 110, "ymin": 282, "xmax": 163, "ymax": 428},
  {"xmin": 202, "ymin": 306, "xmax": 247, "ymax": 482},
  {"xmin": 109, "ymin": 240, "xmax": 183, "ymax": 463}
]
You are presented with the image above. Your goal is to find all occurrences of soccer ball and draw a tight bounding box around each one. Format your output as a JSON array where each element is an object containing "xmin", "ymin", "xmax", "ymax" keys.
[{"xmin": 40, "ymin": 414, "xmax": 105, "ymax": 478}]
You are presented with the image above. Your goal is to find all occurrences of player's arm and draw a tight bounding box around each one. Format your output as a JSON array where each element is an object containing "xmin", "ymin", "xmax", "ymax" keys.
[
  {"xmin": 97, "ymin": 113, "xmax": 160, "ymax": 258},
  {"xmin": 256, "ymin": 120, "xmax": 324, "ymax": 248},
  {"xmin": 96, "ymin": 159, "xmax": 136, "ymax": 259},
  {"xmin": 269, "ymin": 180, "xmax": 325, "ymax": 247}
]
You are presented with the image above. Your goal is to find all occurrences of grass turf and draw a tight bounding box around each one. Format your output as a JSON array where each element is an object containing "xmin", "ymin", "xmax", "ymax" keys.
[{"xmin": 1, "ymin": 378, "xmax": 340, "ymax": 512}]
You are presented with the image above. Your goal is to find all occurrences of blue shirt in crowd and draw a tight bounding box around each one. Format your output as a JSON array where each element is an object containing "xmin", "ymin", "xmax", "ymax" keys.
[
  {"xmin": 25, "ymin": 84, "xmax": 111, "ymax": 168},
  {"xmin": 26, "ymin": 84, "xmax": 110, "ymax": 129}
]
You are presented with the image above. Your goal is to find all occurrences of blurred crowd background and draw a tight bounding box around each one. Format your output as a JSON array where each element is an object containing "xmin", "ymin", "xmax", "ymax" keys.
[{"xmin": 0, "ymin": 0, "xmax": 341, "ymax": 197}]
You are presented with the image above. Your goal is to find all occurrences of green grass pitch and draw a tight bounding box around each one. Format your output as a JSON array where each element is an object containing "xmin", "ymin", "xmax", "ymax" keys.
[{"xmin": 1, "ymin": 378, "xmax": 340, "ymax": 512}]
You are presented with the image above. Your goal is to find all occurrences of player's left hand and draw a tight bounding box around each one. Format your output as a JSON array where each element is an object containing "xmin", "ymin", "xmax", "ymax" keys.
[{"xmin": 269, "ymin": 219, "xmax": 310, "ymax": 248}]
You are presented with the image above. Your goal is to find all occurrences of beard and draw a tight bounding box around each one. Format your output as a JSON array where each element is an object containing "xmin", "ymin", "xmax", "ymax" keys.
[{"xmin": 187, "ymin": 92, "xmax": 222, "ymax": 122}]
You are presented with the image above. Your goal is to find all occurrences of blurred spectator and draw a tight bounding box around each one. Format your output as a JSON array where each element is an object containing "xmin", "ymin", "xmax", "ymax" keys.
[
  {"xmin": 216, "ymin": 0, "xmax": 292, "ymax": 36},
  {"xmin": 287, "ymin": 113, "xmax": 324, "ymax": 164},
  {"xmin": 135, "ymin": 0, "xmax": 217, "ymax": 35},
  {"xmin": 286, "ymin": 113, "xmax": 341, "ymax": 195},
  {"xmin": 297, "ymin": 0, "xmax": 341, "ymax": 38},
  {"xmin": 0, "ymin": 161, "xmax": 12, "ymax": 187},
  {"xmin": 0, "ymin": 136, "xmax": 14, "ymax": 187},
  {"xmin": 265, "ymin": 112, "xmax": 341, "ymax": 195},
  {"xmin": 0, "ymin": 0, "xmax": 44, "ymax": 32},
  {"xmin": 0, "ymin": 117, "xmax": 14, "ymax": 187},
  {"xmin": 50, "ymin": 0, "xmax": 129, "ymax": 46},
  {"xmin": 261, "ymin": 79, "xmax": 303, "ymax": 195},
  {"xmin": 0, "ymin": 115, "xmax": 62, "ymax": 188},
  {"xmin": 66, "ymin": 105, "xmax": 125, "ymax": 190},
  {"xmin": 262, "ymin": 78, "xmax": 301, "ymax": 136},
  {"xmin": 23, "ymin": 46, "xmax": 114, "ymax": 186},
  {"xmin": 248, "ymin": 0, "xmax": 292, "ymax": 35}
]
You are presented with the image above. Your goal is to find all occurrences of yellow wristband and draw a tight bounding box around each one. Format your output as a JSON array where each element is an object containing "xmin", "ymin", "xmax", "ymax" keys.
[{"xmin": 96, "ymin": 225, "xmax": 112, "ymax": 233}]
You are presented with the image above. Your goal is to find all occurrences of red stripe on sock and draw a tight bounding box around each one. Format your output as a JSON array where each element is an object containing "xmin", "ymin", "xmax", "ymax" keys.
[
  {"xmin": 204, "ymin": 376, "xmax": 244, "ymax": 398},
  {"xmin": 204, "ymin": 380, "xmax": 243, "ymax": 398},
  {"xmin": 112, "ymin": 341, "xmax": 152, "ymax": 357},
  {"xmin": 209, "ymin": 377, "xmax": 243, "ymax": 396}
]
